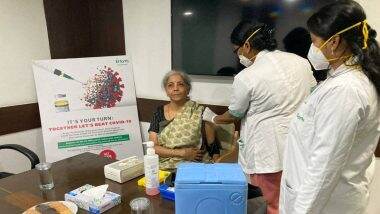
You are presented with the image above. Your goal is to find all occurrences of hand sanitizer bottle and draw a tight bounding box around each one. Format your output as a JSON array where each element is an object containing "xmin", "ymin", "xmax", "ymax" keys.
[{"xmin": 143, "ymin": 141, "xmax": 159, "ymax": 195}]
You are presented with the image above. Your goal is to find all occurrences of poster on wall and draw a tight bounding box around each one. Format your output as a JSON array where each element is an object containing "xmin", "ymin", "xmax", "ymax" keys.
[{"xmin": 33, "ymin": 55, "xmax": 143, "ymax": 163}]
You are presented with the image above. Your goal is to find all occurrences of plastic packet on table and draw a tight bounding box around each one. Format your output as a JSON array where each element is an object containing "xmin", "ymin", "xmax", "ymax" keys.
[{"xmin": 137, "ymin": 170, "xmax": 171, "ymax": 187}]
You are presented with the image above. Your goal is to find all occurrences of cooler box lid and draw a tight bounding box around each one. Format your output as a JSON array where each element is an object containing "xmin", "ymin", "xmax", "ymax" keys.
[{"xmin": 175, "ymin": 163, "xmax": 246, "ymax": 185}]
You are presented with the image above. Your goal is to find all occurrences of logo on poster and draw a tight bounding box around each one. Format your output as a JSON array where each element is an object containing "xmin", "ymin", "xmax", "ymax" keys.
[
  {"xmin": 100, "ymin": 149, "xmax": 117, "ymax": 159},
  {"xmin": 116, "ymin": 59, "xmax": 128, "ymax": 65}
]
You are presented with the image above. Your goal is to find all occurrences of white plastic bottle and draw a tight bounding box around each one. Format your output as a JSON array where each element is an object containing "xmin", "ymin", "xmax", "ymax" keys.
[{"xmin": 143, "ymin": 141, "xmax": 160, "ymax": 195}]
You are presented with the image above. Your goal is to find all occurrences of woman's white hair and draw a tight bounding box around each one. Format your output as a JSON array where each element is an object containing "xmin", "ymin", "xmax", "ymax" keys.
[{"xmin": 162, "ymin": 70, "xmax": 192, "ymax": 91}]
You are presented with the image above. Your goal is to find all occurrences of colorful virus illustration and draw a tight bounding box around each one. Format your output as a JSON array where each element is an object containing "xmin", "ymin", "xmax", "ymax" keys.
[{"xmin": 82, "ymin": 66, "xmax": 124, "ymax": 109}]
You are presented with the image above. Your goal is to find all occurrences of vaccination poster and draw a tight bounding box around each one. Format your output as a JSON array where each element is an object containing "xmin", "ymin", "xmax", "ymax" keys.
[{"xmin": 33, "ymin": 55, "xmax": 143, "ymax": 163}]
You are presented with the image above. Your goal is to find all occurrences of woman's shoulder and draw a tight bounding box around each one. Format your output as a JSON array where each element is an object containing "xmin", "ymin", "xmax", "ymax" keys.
[
  {"xmin": 315, "ymin": 71, "xmax": 375, "ymax": 109},
  {"xmin": 187, "ymin": 100, "xmax": 205, "ymax": 110},
  {"xmin": 154, "ymin": 105, "xmax": 165, "ymax": 116},
  {"xmin": 328, "ymin": 67, "xmax": 369, "ymax": 91},
  {"xmin": 148, "ymin": 105, "xmax": 166, "ymax": 133}
]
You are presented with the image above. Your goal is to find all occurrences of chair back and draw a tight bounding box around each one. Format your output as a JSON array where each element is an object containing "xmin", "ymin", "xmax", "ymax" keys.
[{"xmin": 215, "ymin": 124, "xmax": 238, "ymax": 163}]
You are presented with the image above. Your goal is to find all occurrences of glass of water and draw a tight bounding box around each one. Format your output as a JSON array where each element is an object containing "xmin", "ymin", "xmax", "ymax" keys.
[{"xmin": 35, "ymin": 162, "xmax": 54, "ymax": 190}]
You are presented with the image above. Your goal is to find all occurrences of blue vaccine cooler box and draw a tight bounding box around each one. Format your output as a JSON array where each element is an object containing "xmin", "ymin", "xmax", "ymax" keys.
[{"xmin": 175, "ymin": 163, "xmax": 247, "ymax": 214}]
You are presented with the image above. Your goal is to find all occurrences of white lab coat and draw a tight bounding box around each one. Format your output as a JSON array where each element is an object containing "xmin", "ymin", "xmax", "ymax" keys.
[
  {"xmin": 229, "ymin": 50, "xmax": 316, "ymax": 174},
  {"xmin": 280, "ymin": 64, "xmax": 380, "ymax": 214}
]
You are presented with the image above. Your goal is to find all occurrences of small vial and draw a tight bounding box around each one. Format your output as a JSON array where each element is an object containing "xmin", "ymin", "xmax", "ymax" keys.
[
  {"xmin": 54, "ymin": 94, "xmax": 70, "ymax": 112},
  {"xmin": 35, "ymin": 162, "xmax": 54, "ymax": 190}
]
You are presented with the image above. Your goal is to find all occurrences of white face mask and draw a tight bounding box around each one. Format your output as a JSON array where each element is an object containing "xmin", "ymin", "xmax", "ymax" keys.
[
  {"xmin": 239, "ymin": 54, "xmax": 254, "ymax": 67},
  {"xmin": 307, "ymin": 43, "xmax": 330, "ymax": 70}
]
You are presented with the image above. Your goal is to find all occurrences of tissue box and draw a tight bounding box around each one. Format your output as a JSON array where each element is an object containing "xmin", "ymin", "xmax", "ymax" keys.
[
  {"xmin": 104, "ymin": 156, "xmax": 144, "ymax": 183},
  {"xmin": 64, "ymin": 184, "xmax": 121, "ymax": 213},
  {"xmin": 175, "ymin": 163, "xmax": 247, "ymax": 214}
]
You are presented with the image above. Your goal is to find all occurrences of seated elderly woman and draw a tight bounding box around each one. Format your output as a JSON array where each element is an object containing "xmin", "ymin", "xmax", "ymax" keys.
[{"xmin": 148, "ymin": 70, "xmax": 220, "ymax": 170}]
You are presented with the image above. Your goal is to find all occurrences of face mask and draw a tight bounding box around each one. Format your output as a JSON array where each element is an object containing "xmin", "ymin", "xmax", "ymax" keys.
[
  {"xmin": 307, "ymin": 43, "xmax": 330, "ymax": 70},
  {"xmin": 307, "ymin": 19, "xmax": 369, "ymax": 70},
  {"xmin": 239, "ymin": 54, "xmax": 254, "ymax": 67}
]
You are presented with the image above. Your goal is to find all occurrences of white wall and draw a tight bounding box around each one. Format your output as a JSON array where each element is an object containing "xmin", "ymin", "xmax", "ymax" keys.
[
  {"xmin": 0, "ymin": 0, "xmax": 50, "ymax": 107},
  {"xmin": 122, "ymin": 0, "xmax": 171, "ymax": 101},
  {"xmin": 356, "ymin": 0, "xmax": 380, "ymax": 31},
  {"xmin": 122, "ymin": 0, "xmax": 233, "ymax": 106},
  {"xmin": 0, "ymin": 0, "xmax": 49, "ymax": 173}
]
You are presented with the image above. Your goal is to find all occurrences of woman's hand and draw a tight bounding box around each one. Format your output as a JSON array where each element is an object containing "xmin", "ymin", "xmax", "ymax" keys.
[{"xmin": 180, "ymin": 148, "xmax": 204, "ymax": 161}]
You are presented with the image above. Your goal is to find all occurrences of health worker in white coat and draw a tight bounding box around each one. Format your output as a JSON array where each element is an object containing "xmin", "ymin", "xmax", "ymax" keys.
[
  {"xmin": 203, "ymin": 21, "xmax": 316, "ymax": 214},
  {"xmin": 280, "ymin": 1, "xmax": 380, "ymax": 213}
]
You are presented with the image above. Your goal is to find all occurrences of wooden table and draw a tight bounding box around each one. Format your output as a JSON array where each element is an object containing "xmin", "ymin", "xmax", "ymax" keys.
[{"xmin": 0, "ymin": 152, "xmax": 174, "ymax": 213}]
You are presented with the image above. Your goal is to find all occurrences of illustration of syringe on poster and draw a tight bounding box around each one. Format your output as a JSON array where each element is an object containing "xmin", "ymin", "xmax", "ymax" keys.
[{"xmin": 33, "ymin": 63, "xmax": 126, "ymax": 112}]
